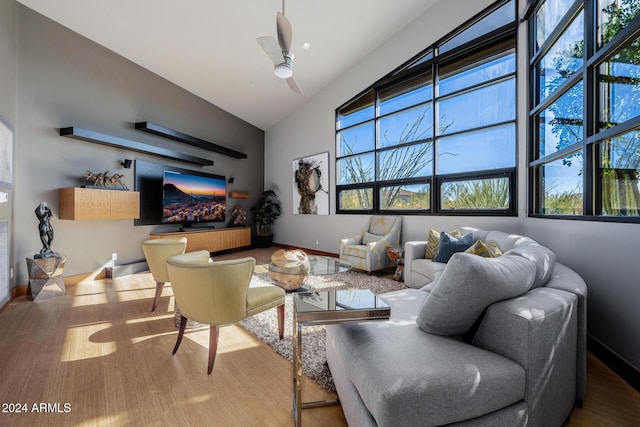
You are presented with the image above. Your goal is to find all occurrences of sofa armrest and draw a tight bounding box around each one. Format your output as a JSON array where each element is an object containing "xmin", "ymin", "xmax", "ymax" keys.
[
  {"xmin": 544, "ymin": 262, "xmax": 587, "ymax": 404},
  {"xmin": 472, "ymin": 287, "xmax": 578, "ymax": 426},
  {"xmin": 404, "ymin": 241, "xmax": 426, "ymax": 287}
]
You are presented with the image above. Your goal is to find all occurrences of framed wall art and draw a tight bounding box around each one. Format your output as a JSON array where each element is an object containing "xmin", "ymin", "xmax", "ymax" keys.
[
  {"xmin": 0, "ymin": 115, "xmax": 13, "ymax": 187},
  {"xmin": 292, "ymin": 151, "xmax": 329, "ymax": 215}
]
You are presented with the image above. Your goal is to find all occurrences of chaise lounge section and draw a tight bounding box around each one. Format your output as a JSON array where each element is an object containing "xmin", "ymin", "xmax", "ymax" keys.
[{"xmin": 327, "ymin": 227, "xmax": 587, "ymax": 426}]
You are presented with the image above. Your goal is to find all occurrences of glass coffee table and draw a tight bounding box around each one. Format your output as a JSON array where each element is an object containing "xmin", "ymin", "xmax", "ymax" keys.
[
  {"xmin": 292, "ymin": 289, "xmax": 390, "ymax": 427},
  {"xmin": 268, "ymin": 254, "xmax": 352, "ymax": 292}
]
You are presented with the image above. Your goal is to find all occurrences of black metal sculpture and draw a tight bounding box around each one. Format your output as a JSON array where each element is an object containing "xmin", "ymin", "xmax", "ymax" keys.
[{"xmin": 34, "ymin": 202, "xmax": 59, "ymax": 259}]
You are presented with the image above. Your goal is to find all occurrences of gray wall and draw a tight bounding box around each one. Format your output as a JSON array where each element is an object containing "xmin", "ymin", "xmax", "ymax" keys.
[
  {"xmin": 264, "ymin": 0, "xmax": 509, "ymax": 252},
  {"xmin": 0, "ymin": 0, "xmax": 16, "ymax": 305},
  {"xmin": 266, "ymin": 0, "xmax": 640, "ymax": 373},
  {"xmin": 0, "ymin": 0, "xmax": 15, "ymax": 125},
  {"xmin": 12, "ymin": 5, "xmax": 264, "ymax": 286}
]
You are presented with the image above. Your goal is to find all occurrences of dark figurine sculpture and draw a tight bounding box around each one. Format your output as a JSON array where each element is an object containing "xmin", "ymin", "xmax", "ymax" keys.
[{"xmin": 34, "ymin": 202, "xmax": 59, "ymax": 259}]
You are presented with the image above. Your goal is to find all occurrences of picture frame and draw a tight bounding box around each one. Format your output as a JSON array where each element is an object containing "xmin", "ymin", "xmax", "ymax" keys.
[
  {"xmin": 0, "ymin": 115, "xmax": 13, "ymax": 187},
  {"xmin": 292, "ymin": 151, "xmax": 329, "ymax": 215}
]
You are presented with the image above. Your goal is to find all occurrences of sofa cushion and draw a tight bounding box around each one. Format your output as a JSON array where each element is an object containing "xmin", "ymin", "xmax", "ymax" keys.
[
  {"xmin": 505, "ymin": 244, "xmax": 556, "ymax": 288},
  {"xmin": 362, "ymin": 231, "xmax": 382, "ymax": 245},
  {"xmin": 464, "ymin": 240, "xmax": 503, "ymax": 258},
  {"xmin": 326, "ymin": 296, "xmax": 526, "ymax": 427},
  {"xmin": 433, "ymin": 232, "xmax": 474, "ymax": 263},
  {"xmin": 417, "ymin": 252, "xmax": 536, "ymax": 336},
  {"xmin": 425, "ymin": 228, "xmax": 461, "ymax": 259},
  {"xmin": 343, "ymin": 244, "xmax": 367, "ymax": 259}
]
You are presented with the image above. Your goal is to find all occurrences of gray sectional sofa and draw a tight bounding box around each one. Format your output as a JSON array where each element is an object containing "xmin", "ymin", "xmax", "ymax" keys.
[{"xmin": 326, "ymin": 227, "xmax": 587, "ymax": 427}]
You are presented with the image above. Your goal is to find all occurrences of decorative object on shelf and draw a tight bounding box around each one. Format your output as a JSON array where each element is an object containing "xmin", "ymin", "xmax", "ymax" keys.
[
  {"xmin": 34, "ymin": 202, "xmax": 59, "ymax": 259},
  {"xmin": 228, "ymin": 191, "xmax": 249, "ymax": 198},
  {"xmin": 84, "ymin": 170, "xmax": 128, "ymax": 190},
  {"xmin": 26, "ymin": 256, "xmax": 66, "ymax": 301},
  {"xmin": 134, "ymin": 121, "xmax": 247, "ymax": 159},
  {"xmin": 59, "ymin": 127, "xmax": 213, "ymax": 166},
  {"xmin": 293, "ymin": 152, "xmax": 329, "ymax": 215},
  {"xmin": 268, "ymin": 249, "xmax": 310, "ymax": 291},
  {"xmin": 251, "ymin": 190, "xmax": 282, "ymax": 248},
  {"xmin": 230, "ymin": 206, "xmax": 247, "ymax": 227}
]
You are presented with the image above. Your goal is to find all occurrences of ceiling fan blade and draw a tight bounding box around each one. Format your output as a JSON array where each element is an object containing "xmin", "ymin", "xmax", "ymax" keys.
[
  {"xmin": 286, "ymin": 77, "xmax": 304, "ymax": 95},
  {"xmin": 276, "ymin": 11, "xmax": 292, "ymax": 52},
  {"xmin": 257, "ymin": 36, "xmax": 285, "ymax": 65}
]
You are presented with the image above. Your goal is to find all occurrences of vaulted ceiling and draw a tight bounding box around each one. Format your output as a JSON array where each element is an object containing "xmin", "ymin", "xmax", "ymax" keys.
[{"xmin": 17, "ymin": 0, "xmax": 440, "ymax": 130}]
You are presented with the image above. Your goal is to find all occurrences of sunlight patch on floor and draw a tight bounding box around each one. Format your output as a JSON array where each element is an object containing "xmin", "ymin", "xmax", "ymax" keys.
[
  {"xmin": 72, "ymin": 282, "xmax": 107, "ymax": 295},
  {"xmin": 61, "ymin": 322, "xmax": 116, "ymax": 362},
  {"xmin": 72, "ymin": 292, "xmax": 108, "ymax": 307},
  {"xmin": 75, "ymin": 413, "xmax": 129, "ymax": 427}
]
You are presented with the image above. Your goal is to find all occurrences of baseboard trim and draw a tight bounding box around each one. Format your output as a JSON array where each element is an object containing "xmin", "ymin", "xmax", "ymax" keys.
[
  {"xmin": 10, "ymin": 284, "xmax": 28, "ymax": 300},
  {"xmin": 106, "ymin": 260, "xmax": 148, "ymax": 278},
  {"xmin": 272, "ymin": 243, "xmax": 338, "ymax": 258},
  {"xmin": 588, "ymin": 334, "xmax": 640, "ymax": 392}
]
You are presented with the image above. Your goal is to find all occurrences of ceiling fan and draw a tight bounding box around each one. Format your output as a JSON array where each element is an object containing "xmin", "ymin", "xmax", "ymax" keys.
[{"xmin": 257, "ymin": 0, "xmax": 303, "ymax": 95}]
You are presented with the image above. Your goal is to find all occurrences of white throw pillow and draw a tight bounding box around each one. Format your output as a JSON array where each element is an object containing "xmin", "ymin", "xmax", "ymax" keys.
[{"xmin": 362, "ymin": 231, "xmax": 383, "ymax": 245}]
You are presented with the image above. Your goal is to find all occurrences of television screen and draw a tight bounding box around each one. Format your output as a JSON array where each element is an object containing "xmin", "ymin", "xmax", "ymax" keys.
[{"xmin": 162, "ymin": 170, "xmax": 226, "ymax": 224}]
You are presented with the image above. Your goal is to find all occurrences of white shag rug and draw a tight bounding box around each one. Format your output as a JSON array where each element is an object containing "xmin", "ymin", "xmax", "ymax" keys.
[{"xmin": 239, "ymin": 271, "xmax": 405, "ymax": 393}]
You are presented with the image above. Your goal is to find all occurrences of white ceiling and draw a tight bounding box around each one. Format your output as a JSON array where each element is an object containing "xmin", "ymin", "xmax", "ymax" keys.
[{"xmin": 17, "ymin": 0, "xmax": 440, "ymax": 131}]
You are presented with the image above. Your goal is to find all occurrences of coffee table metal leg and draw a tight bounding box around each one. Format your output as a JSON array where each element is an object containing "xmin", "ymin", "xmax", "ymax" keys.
[
  {"xmin": 293, "ymin": 310, "xmax": 302, "ymax": 426},
  {"xmin": 292, "ymin": 310, "xmax": 340, "ymax": 426}
]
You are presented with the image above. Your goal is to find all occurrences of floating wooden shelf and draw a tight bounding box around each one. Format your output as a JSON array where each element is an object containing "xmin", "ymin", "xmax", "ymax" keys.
[
  {"xmin": 59, "ymin": 187, "xmax": 140, "ymax": 220},
  {"xmin": 135, "ymin": 121, "xmax": 248, "ymax": 159},
  {"xmin": 228, "ymin": 192, "xmax": 249, "ymax": 198},
  {"xmin": 59, "ymin": 127, "xmax": 214, "ymax": 166}
]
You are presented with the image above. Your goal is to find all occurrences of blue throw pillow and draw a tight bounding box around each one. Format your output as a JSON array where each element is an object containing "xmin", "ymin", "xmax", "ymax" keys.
[{"xmin": 433, "ymin": 232, "xmax": 474, "ymax": 263}]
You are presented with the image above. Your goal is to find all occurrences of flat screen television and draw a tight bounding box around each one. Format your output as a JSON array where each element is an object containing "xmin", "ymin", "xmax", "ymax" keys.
[{"xmin": 162, "ymin": 170, "xmax": 226, "ymax": 227}]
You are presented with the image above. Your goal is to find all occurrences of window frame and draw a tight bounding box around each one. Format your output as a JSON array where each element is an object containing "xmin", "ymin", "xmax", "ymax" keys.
[
  {"xmin": 335, "ymin": 0, "xmax": 518, "ymax": 216},
  {"xmin": 527, "ymin": 0, "xmax": 640, "ymax": 223}
]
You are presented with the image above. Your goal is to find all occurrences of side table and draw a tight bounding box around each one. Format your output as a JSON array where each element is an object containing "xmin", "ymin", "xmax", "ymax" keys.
[
  {"xmin": 26, "ymin": 256, "xmax": 67, "ymax": 301},
  {"xmin": 292, "ymin": 289, "xmax": 390, "ymax": 427},
  {"xmin": 385, "ymin": 246, "xmax": 404, "ymax": 281}
]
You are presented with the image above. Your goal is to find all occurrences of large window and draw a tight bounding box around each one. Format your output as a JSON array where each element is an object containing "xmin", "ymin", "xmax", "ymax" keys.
[
  {"xmin": 528, "ymin": 0, "xmax": 640, "ymax": 220},
  {"xmin": 336, "ymin": 0, "xmax": 517, "ymax": 215}
]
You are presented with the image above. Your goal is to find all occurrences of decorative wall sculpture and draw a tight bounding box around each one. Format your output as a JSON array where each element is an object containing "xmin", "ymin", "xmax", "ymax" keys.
[{"xmin": 292, "ymin": 152, "xmax": 329, "ymax": 215}]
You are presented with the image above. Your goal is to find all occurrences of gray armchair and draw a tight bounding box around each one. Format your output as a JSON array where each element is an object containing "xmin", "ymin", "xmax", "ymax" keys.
[{"xmin": 339, "ymin": 215, "xmax": 401, "ymax": 273}]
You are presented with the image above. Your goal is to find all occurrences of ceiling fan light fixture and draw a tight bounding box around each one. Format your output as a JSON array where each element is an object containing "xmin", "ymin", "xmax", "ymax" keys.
[{"xmin": 274, "ymin": 63, "xmax": 293, "ymax": 79}]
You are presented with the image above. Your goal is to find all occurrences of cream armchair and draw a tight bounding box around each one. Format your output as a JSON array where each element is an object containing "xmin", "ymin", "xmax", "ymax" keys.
[
  {"xmin": 141, "ymin": 237, "xmax": 187, "ymax": 312},
  {"xmin": 167, "ymin": 251, "xmax": 285, "ymax": 374},
  {"xmin": 339, "ymin": 215, "xmax": 402, "ymax": 273}
]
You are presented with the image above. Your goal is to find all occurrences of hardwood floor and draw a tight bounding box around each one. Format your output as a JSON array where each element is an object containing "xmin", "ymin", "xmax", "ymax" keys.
[{"xmin": 0, "ymin": 247, "xmax": 638, "ymax": 426}]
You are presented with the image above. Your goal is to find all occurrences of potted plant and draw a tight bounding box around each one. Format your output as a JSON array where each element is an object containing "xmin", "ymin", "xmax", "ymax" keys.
[{"xmin": 250, "ymin": 190, "xmax": 282, "ymax": 248}]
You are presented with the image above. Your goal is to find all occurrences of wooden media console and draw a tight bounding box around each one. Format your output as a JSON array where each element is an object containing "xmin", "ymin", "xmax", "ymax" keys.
[{"xmin": 149, "ymin": 227, "xmax": 251, "ymax": 253}]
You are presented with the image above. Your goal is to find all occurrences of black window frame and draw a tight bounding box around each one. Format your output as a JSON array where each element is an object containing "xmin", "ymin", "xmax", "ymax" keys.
[
  {"xmin": 526, "ymin": 0, "xmax": 640, "ymax": 223},
  {"xmin": 335, "ymin": 0, "xmax": 519, "ymax": 216}
]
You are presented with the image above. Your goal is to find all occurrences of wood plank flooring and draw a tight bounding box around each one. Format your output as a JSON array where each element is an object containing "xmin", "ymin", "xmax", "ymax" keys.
[{"xmin": 0, "ymin": 247, "xmax": 638, "ymax": 426}]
